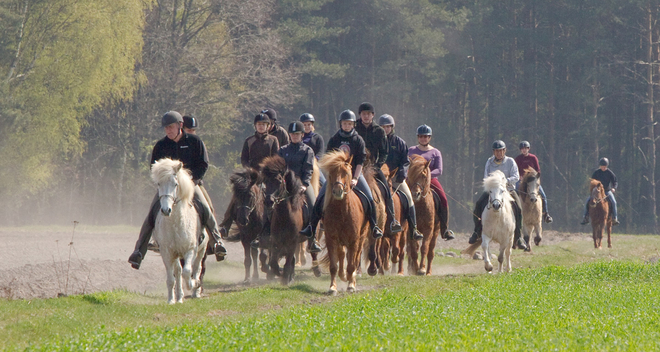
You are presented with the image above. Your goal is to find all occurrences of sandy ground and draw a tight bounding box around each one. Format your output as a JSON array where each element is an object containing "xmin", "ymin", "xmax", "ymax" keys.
[{"xmin": 0, "ymin": 227, "xmax": 588, "ymax": 300}]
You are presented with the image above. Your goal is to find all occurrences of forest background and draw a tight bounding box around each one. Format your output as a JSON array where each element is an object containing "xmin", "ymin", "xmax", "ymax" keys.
[{"xmin": 2, "ymin": 0, "xmax": 659, "ymax": 234}]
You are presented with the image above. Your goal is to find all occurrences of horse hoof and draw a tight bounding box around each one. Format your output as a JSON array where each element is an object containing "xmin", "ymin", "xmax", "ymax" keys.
[
  {"xmin": 425, "ymin": 272, "xmax": 432, "ymax": 276},
  {"xmin": 485, "ymin": 264, "xmax": 493, "ymax": 272},
  {"xmin": 347, "ymin": 287, "xmax": 356, "ymax": 293},
  {"xmin": 368, "ymin": 267, "xmax": 378, "ymax": 276},
  {"xmin": 327, "ymin": 289, "xmax": 338, "ymax": 296},
  {"xmin": 417, "ymin": 269, "xmax": 426, "ymax": 276},
  {"xmin": 534, "ymin": 237, "xmax": 542, "ymax": 246},
  {"xmin": 312, "ymin": 266, "xmax": 322, "ymax": 277}
]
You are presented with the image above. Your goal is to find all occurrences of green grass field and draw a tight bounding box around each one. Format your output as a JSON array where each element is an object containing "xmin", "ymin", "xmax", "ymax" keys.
[{"xmin": 3, "ymin": 234, "xmax": 660, "ymax": 351}]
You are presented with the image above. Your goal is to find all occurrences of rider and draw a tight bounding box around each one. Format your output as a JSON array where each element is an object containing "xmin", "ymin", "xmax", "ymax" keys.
[
  {"xmin": 581, "ymin": 157, "xmax": 620, "ymax": 225},
  {"xmin": 378, "ymin": 114, "xmax": 424, "ymax": 241},
  {"xmin": 251, "ymin": 121, "xmax": 323, "ymax": 253},
  {"xmin": 408, "ymin": 125, "xmax": 455, "ymax": 240},
  {"xmin": 468, "ymin": 140, "xmax": 527, "ymax": 250},
  {"xmin": 220, "ymin": 113, "xmax": 280, "ymax": 240},
  {"xmin": 355, "ymin": 102, "xmax": 402, "ymax": 233},
  {"xmin": 299, "ymin": 109, "xmax": 384, "ymax": 240},
  {"xmin": 128, "ymin": 111, "xmax": 227, "ymax": 269},
  {"xmin": 514, "ymin": 141, "xmax": 553, "ymax": 223},
  {"xmin": 262, "ymin": 108, "xmax": 290, "ymax": 147},
  {"xmin": 183, "ymin": 115, "xmax": 198, "ymax": 134},
  {"xmin": 300, "ymin": 113, "xmax": 325, "ymax": 159}
]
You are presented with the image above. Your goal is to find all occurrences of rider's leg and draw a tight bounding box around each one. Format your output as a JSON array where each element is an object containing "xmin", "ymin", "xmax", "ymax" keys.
[
  {"xmin": 303, "ymin": 185, "xmax": 322, "ymax": 253},
  {"xmin": 300, "ymin": 182, "xmax": 326, "ymax": 239},
  {"xmin": 193, "ymin": 186, "xmax": 227, "ymax": 261},
  {"xmin": 395, "ymin": 181, "xmax": 423, "ymax": 241},
  {"xmin": 607, "ymin": 191, "xmax": 619, "ymax": 225},
  {"xmin": 128, "ymin": 192, "xmax": 160, "ymax": 269},
  {"xmin": 355, "ymin": 174, "xmax": 384, "ymax": 239},
  {"xmin": 469, "ymin": 192, "xmax": 489, "ymax": 244},
  {"xmin": 430, "ymin": 178, "xmax": 453, "ymax": 240},
  {"xmin": 581, "ymin": 197, "xmax": 590, "ymax": 224},
  {"xmin": 539, "ymin": 185, "xmax": 553, "ymax": 223},
  {"xmin": 510, "ymin": 191, "xmax": 528, "ymax": 250},
  {"xmin": 318, "ymin": 171, "xmax": 326, "ymax": 187},
  {"xmin": 375, "ymin": 168, "xmax": 402, "ymax": 232},
  {"xmin": 218, "ymin": 197, "xmax": 236, "ymax": 240}
]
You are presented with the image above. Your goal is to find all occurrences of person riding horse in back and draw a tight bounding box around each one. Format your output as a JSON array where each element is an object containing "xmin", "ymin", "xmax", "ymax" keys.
[
  {"xmin": 408, "ymin": 124, "xmax": 455, "ymax": 240},
  {"xmin": 581, "ymin": 158, "xmax": 620, "ymax": 225},
  {"xmin": 300, "ymin": 112, "xmax": 326, "ymax": 186},
  {"xmin": 251, "ymin": 121, "xmax": 322, "ymax": 253},
  {"xmin": 183, "ymin": 115, "xmax": 198, "ymax": 135},
  {"xmin": 220, "ymin": 113, "xmax": 280, "ymax": 240},
  {"xmin": 378, "ymin": 114, "xmax": 423, "ymax": 241},
  {"xmin": 300, "ymin": 109, "xmax": 384, "ymax": 240},
  {"xmin": 468, "ymin": 140, "xmax": 527, "ymax": 250},
  {"xmin": 514, "ymin": 141, "xmax": 553, "ymax": 223},
  {"xmin": 262, "ymin": 108, "xmax": 290, "ymax": 147},
  {"xmin": 355, "ymin": 102, "xmax": 402, "ymax": 233},
  {"xmin": 128, "ymin": 111, "xmax": 227, "ymax": 269}
]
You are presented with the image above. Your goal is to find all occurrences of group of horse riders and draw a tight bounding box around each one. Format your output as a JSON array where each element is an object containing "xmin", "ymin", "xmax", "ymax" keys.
[{"xmin": 128, "ymin": 105, "xmax": 620, "ymax": 270}]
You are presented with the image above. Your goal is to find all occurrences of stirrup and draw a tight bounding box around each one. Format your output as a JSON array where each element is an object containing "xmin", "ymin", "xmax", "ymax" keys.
[
  {"xmin": 443, "ymin": 230, "xmax": 455, "ymax": 241},
  {"xmin": 516, "ymin": 237, "xmax": 528, "ymax": 251},
  {"xmin": 613, "ymin": 218, "xmax": 620, "ymax": 226},
  {"xmin": 580, "ymin": 217, "xmax": 589, "ymax": 225},
  {"xmin": 412, "ymin": 229, "xmax": 424, "ymax": 241},
  {"xmin": 307, "ymin": 241, "xmax": 322, "ymax": 253},
  {"xmin": 372, "ymin": 226, "xmax": 384, "ymax": 239},
  {"xmin": 390, "ymin": 220, "xmax": 402, "ymax": 233},
  {"xmin": 300, "ymin": 225, "xmax": 314, "ymax": 238}
]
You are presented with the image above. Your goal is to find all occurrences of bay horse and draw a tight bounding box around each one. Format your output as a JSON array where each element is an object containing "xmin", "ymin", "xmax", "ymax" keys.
[
  {"xmin": 227, "ymin": 168, "xmax": 267, "ymax": 282},
  {"xmin": 589, "ymin": 179, "xmax": 612, "ymax": 249},
  {"xmin": 464, "ymin": 171, "xmax": 516, "ymax": 273},
  {"xmin": 519, "ymin": 167, "xmax": 543, "ymax": 250},
  {"xmin": 151, "ymin": 158, "xmax": 208, "ymax": 304},
  {"xmin": 319, "ymin": 150, "xmax": 370, "ymax": 294},
  {"xmin": 406, "ymin": 155, "xmax": 441, "ymax": 275},
  {"xmin": 379, "ymin": 166, "xmax": 408, "ymax": 276}
]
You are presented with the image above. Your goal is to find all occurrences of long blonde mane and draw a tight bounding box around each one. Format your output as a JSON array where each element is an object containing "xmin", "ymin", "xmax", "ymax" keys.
[
  {"xmin": 319, "ymin": 150, "xmax": 353, "ymax": 209},
  {"xmin": 483, "ymin": 170, "xmax": 513, "ymax": 203},
  {"xmin": 151, "ymin": 158, "xmax": 195, "ymax": 203}
]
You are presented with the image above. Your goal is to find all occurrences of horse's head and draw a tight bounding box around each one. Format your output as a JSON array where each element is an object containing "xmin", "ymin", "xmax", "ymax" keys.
[
  {"xmin": 260, "ymin": 155, "xmax": 291, "ymax": 211},
  {"xmin": 151, "ymin": 158, "xmax": 194, "ymax": 217},
  {"xmin": 230, "ymin": 168, "xmax": 261, "ymax": 226},
  {"xmin": 484, "ymin": 170, "xmax": 508, "ymax": 212},
  {"xmin": 407, "ymin": 155, "xmax": 431, "ymax": 201},
  {"xmin": 319, "ymin": 151, "xmax": 353, "ymax": 200},
  {"xmin": 522, "ymin": 167, "xmax": 540, "ymax": 203},
  {"xmin": 589, "ymin": 179, "xmax": 605, "ymax": 208}
]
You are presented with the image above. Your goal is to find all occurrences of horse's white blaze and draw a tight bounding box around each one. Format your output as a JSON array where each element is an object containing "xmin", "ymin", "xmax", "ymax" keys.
[
  {"xmin": 151, "ymin": 158, "xmax": 207, "ymax": 304},
  {"xmin": 481, "ymin": 171, "xmax": 516, "ymax": 273}
]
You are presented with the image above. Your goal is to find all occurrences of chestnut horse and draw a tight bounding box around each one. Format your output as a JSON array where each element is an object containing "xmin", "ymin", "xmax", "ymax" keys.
[
  {"xmin": 589, "ymin": 179, "xmax": 612, "ymax": 249},
  {"xmin": 227, "ymin": 168, "xmax": 267, "ymax": 282},
  {"xmin": 519, "ymin": 167, "xmax": 543, "ymax": 250},
  {"xmin": 379, "ymin": 166, "xmax": 408, "ymax": 276},
  {"xmin": 406, "ymin": 155, "xmax": 441, "ymax": 275}
]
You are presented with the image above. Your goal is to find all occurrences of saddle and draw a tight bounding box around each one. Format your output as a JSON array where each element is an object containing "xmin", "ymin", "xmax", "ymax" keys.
[{"xmin": 431, "ymin": 189, "xmax": 441, "ymax": 215}]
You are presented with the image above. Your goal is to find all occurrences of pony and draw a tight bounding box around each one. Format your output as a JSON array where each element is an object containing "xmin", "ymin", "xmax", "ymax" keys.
[
  {"xmin": 405, "ymin": 155, "xmax": 441, "ymax": 275},
  {"xmin": 379, "ymin": 166, "xmax": 408, "ymax": 276},
  {"xmin": 589, "ymin": 179, "xmax": 612, "ymax": 249},
  {"xmin": 151, "ymin": 158, "xmax": 208, "ymax": 304},
  {"xmin": 227, "ymin": 168, "xmax": 267, "ymax": 283},
  {"xmin": 260, "ymin": 155, "xmax": 321, "ymax": 284},
  {"xmin": 464, "ymin": 170, "xmax": 516, "ymax": 273},
  {"xmin": 319, "ymin": 150, "xmax": 370, "ymax": 294},
  {"xmin": 519, "ymin": 167, "xmax": 543, "ymax": 250}
]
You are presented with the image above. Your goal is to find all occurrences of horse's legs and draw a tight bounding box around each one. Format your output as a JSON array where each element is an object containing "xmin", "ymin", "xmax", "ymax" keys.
[
  {"xmin": 397, "ymin": 232, "xmax": 406, "ymax": 275},
  {"xmin": 242, "ymin": 242, "xmax": 252, "ymax": 282},
  {"xmin": 259, "ymin": 248, "xmax": 269, "ymax": 273},
  {"xmin": 310, "ymin": 252, "xmax": 322, "ymax": 277},
  {"xmin": 326, "ymin": 237, "xmax": 339, "ymax": 295},
  {"xmin": 407, "ymin": 235, "xmax": 420, "ymax": 274},
  {"xmin": 482, "ymin": 236, "xmax": 493, "ymax": 272},
  {"xmin": 162, "ymin": 254, "xmax": 177, "ymax": 304},
  {"xmin": 191, "ymin": 242, "xmax": 207, "ymax": 298},
  {"xmin": 346, "ymin": 242, "xmax": 360, "ymax": 293},
  {"xmin": 607, "ymin": 223, "xmax": 612, "ymax": 248},
  {"xmin": 425, "ymin": 230, "xmax": 439, "ymax": 276},
  {"xmin": 282, "ymin": 251, "xmax": 295, "ymax": 285},
  {"xmin": 338, "ymin": 245, "xmax": 347, "ymax": 282},
  {"xmin": 181, "ymin": 250, "xmax": 195, "ymax": 291},
  {"xmin": 367, "ymin": 237, "xmax": 379, "ymax": 277},
  {"xmin": 172, "ymin": 258, "xmax": 184, "ymax": 303},
  {"xmin": 503, "ymin": 240, "xmax": 513, "ymax": 273},
  {"xmin": 380, "ymin": 237, "xmax": 391, "ymax": 275},
  {"xmin": 418, "ymin": 235, "xmax": 429, "ymax": 275}
]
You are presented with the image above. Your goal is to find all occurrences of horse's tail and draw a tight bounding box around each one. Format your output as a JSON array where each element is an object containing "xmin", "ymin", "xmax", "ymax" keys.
[
  {"xmin": 319, "ymin": 252, "xmax": 331, "ymax": 270},
  {"xmin": 461, "ymin": 239, "xmax": 482, "ymax": 257},
  {"xmin": 311, "ymin": 158, "xmax": 320, "ymax": 197}
]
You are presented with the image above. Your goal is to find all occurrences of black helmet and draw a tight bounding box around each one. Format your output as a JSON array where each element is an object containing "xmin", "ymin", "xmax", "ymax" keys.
[
  {"xmin": 378, "ymin": 114, "xmax": 395, "ymax": 127},
  {"xmin": 299, "ymin": 113, "xmax": 315, "ymax": 123},
  {"xmin": 519, "ymin": 140, "xmax": 530, "ymax": 149},
  {"xmin": 261, "ymin": 108, "xmax": 278, "ymax": 121},
  {"xmin": 492, "ymin": 140, "xmax": 506, "ymax": 150},
  {"xmin": 599, "ymin": 157, "xmax": 609, "ymax": 166},
  {"xmin": 254, "ymin": 113, "xmax": 271, "ymax": 124},
  {"xmin": 288, "ymin": 121, "xmax": 304, "ymax": 133},
  {"xmin": 358, "ymin": 102, "xmax": 374, "ymax": 114},
  {"xmin": 416, "ymin": 124, "xmax": 432, "ymax": 136},
  {"xmin": 183, "ymin": 115, "xmax": 198, "ymax": 129},
  {"xmin": 339, "ymin": 110, "xmax": 357, "ymax": 122},
  {"xmin": 161, "ymin": 111, "xmax": 183, "ymax": 127}
]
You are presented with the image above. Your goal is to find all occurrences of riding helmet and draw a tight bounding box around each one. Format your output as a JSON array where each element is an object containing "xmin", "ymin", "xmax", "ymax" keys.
[
  {"xmin": 254, "ymin": 113, "xmax": 271, "ymax": 124},
  {"xmin": 416, "ymin": 124, "xmax": 432, "ymax": 136},
  {"xmin": 599, "ymin": 157, "xmax": 609, "ymax": 166},
  {"xmin": 338, "ymin": 109, "xmax": 357, "ymax": 122},
  {"xmin": 492, "ymin": 140, "xmax": 506, "ymax": 150},
  {"xmin": 261, "ymin": 108, "xmax": 278, "ymax": 121},
  {"xmin": 288, "ymin": 121, "xmax": 305, "ymax": 133},
  {"xmin": 519, "ymin": 140, "xmax": 530, "ymax": 149},
  {"xmin": 161, "ymin": 111, "xmax": 183, "ymax": 127},
  {"xmin": 358, "ymin": 102, "xmax": 374, "ymax": 114},
  {"xmin": 378, "ymin": 114, "xmax": 395, "ymax": 127},
  {"xmin": 183, "ymin": 115, "xmax": 198, "ymax": 129},
  {"xmin": 299, "ymin": 113, "xmax": 315, "ymax": 123}
]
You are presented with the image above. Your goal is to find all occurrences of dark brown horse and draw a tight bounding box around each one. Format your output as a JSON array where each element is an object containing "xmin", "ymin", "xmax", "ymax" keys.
[
  {"xmin": 379, "ymin": 166, "xmax": 408, "ymax": 276},
  {"xmin": 589, "ymin": 179, "xmax": 612, "ymax": 249},
  {"xmin": 227, "ymin": 168, "xmax": 267, "ymax": 282},
  {"xmin": 406, "ymin": 155, "xmax": 441, "ymax": 275}
]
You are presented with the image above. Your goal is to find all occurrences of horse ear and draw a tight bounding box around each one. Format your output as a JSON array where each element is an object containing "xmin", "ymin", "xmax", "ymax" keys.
[
  {"xmin": 174, "ymin": 161, "xmax": 183, "ymax": 174},
  {"xmin": 347, "ymin": 155, "xmax": 354, "ymax": 166},
  {"xmin": 390, "ymin": 167, "xmax": 399, "ymax": 178},
  {"xmin": 248, "ymin": 168, "xmax": 260, "ymax": 184},
  {"xmin": 424, "ymin": 158, "xmax": 432, "ymax": 169}
]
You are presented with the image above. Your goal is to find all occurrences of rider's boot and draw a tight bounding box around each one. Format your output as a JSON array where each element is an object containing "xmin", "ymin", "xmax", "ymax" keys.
[
  {"xmin": 613, "ymin": 218, "xmax": 620, "ymax": 226},
  {"xmin": 128, "ymin": 197, "xmax": 160, "ymax": 269},
  {"xmin": 386, "ymin": 199, "xmax": 402, "ymax": 233},
  {"xmin": 443, "ymin": 230, "xmax": 455, "ymax": 241},
  {"xmin": 301, "ymin": 192, "xmax": 323, "ymax": 238},
  {"xmin": 543, "ymin": 212, "xmax": 554, "ymax": 224},
  {"xmin": 468, "ymin": 221, "xmax": 482, "ymax": 244},
  {"xmin": 581, "ymin": 215, "xmax": 590, "ymax": 225},
  {"xmin": 250, "ymin": 221, "xmax": 270, "ymax": 249},
  {"xmin": 307, "ymin": 234, "xmax": 322, "ymax": 253},
  {"xmin": 208, "ymin": 227, "xmax": 227, "ymax": 261},
  {"xmin": 408, "ymin": 205, "xmax": 424, "ymax": 241}
]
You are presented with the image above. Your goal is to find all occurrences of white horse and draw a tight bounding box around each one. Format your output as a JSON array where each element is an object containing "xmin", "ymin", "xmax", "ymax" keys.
[
  {"xmin": 151, "ymin": 158, "xmax": 208, "ymax": 304},
  {"xmin": 479, "ymin": 170, "xmax": 516, "ymax": 273}
]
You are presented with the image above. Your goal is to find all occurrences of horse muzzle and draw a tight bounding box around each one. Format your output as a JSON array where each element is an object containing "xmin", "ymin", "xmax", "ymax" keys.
[
  {"xmin": 491, "ymin": 200, "xmax": 502, "ymax": 211},
  {"xmin": 160, "ymin": 207, "xmax": 172, "ymax": 216}
]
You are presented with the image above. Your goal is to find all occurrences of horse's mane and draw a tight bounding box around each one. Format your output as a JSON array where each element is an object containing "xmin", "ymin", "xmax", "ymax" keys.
[
  {"xmin": 520, "ymin": 167, "xmax": 539, "ymax": 197},
  {"xmin": 151, "ymin": 158, "xmax": 195, "ymax": 202},
  {"xmin": 261, "ymin": 155, "xmax": 304, "ymax": 206},
  {"xmin": 230, "ymin": 168, "xmax": 259, "ymax": 195},
  {"xmin": 319, "ymin": 150, "xmax": 352, "ymax": 175},
  {"xmin": 590, "ymin": 179, "xmax": 604, "ymax": 194},
  {"xmin": 483, "ymin": 170, "xmax": 511, "ymax": 199},
  {"xmin": 408, "ymin": 154, "xmax": 429, "ymax": 180}
]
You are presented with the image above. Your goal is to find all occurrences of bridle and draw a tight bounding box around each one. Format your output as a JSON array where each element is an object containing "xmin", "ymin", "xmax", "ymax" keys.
[
  {"xmin": 590, "ymin": 186, "xmax": 606, "ymax": 207},
  {"xmin": 413, "ymin": 181, "xmax": 429, "ymax": 198},
  {"xmin": 486, "ymin": 187, "xmax": 505, "ymax": 209},
  {"xmin": 333, "ymin": 180, "xmax": 350, "ymax": 196},
  {"xmin": 270, "ymin": 174, "xmax": 294, "ymax": 205},
  {"xmin": 158, "ymin": 177, "xmax": 180, "ymax": 206}
]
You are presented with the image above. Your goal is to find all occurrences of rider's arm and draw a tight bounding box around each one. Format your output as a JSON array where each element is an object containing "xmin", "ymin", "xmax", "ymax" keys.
[
  {"xmin": 610, "ymin": 170, "xmax": 618, "ymax": 191},
  {"xmin": 353, "ymin": 164, "xmax": 363, "ymax": 181},
  {"xmin": 190, "ymin": 138, "xmax": 209, "ymax": 182},
  {"xmin": 375, "ymin": 128, "xmax": 388, "ymax": 168},
  {"xmin": 507, "ymin": 159, "xmax": 520, "ymax": 187},
  {"xmin": 270, "ymin": 137, "xmax": 280, "ymax": 156},
  {"xmin": 240, "ymin": 138, "xmax": 251, "ymax": 168},
  {"xmin": 301, "ymin": 148, "xmax": 314, "ymax": 187}
]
